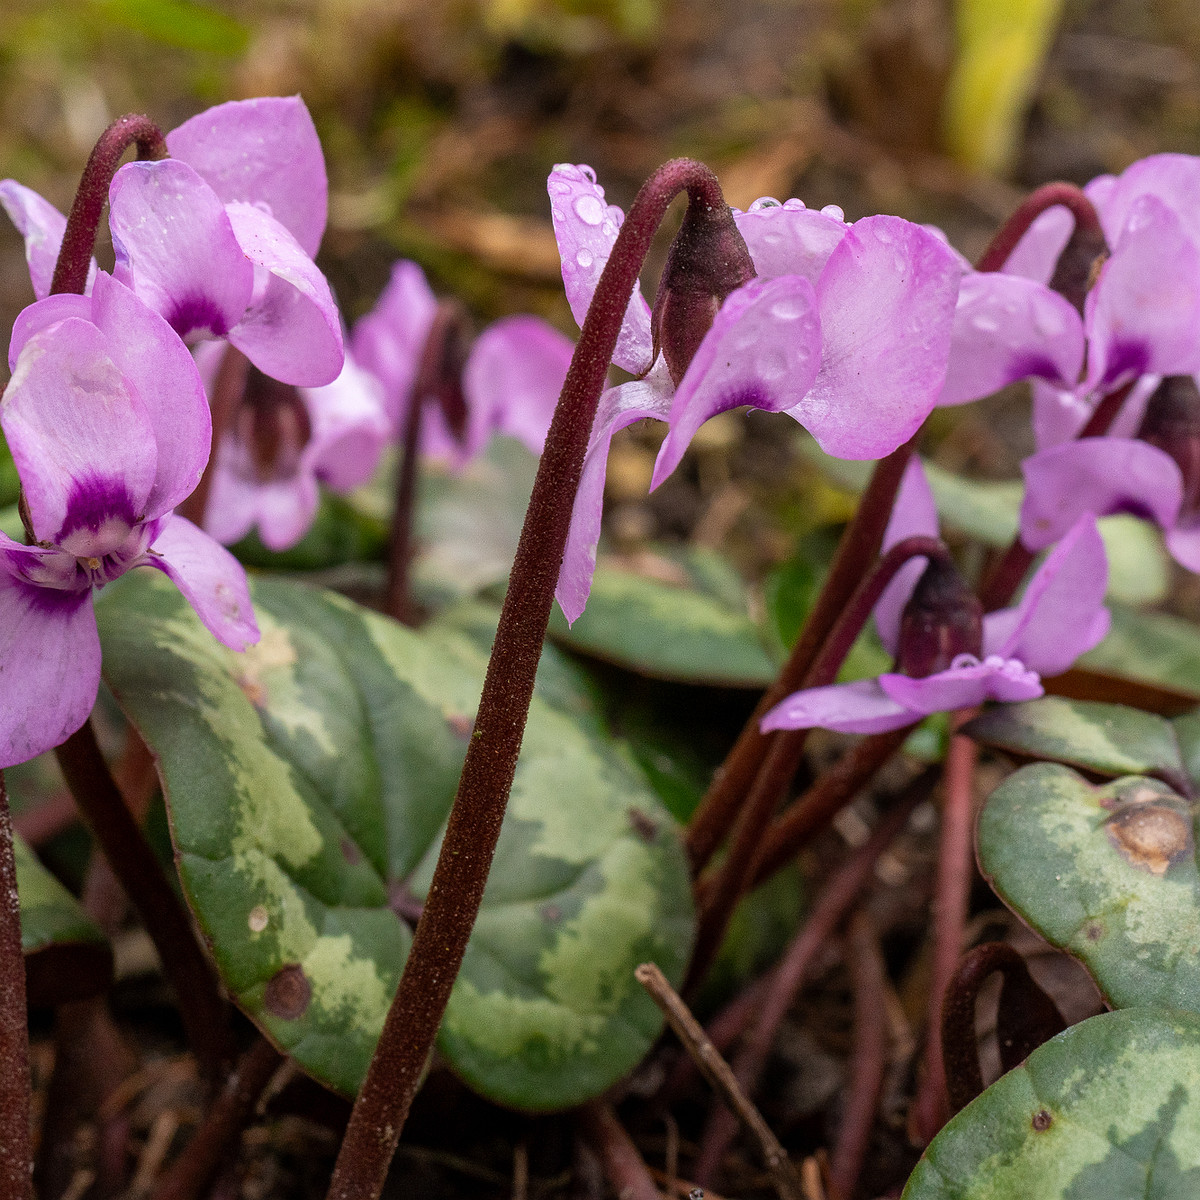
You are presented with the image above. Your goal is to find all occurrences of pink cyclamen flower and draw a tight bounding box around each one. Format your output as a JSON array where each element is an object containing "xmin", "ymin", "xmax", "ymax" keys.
[
  {"xmin": 352, "ymin": 259, "xmax": 574, "ymax": 466},
  {"xmin": 0, "ymin": 97, "xmax": 343, "ymax": 389},
  {"xmin": 761, "ymin": 460, "xmax": 1110, "ymax": 735},
  {"xmin": 0, "ymin": 272, "xmax": 259, "ymax": 767},
  {"xmin": 196, "ymin": 344, "xmax": 391, "ymax": 551},
  {"xmin": 547, "ymin": 165, "xmax": 964, "ymax": 623}
]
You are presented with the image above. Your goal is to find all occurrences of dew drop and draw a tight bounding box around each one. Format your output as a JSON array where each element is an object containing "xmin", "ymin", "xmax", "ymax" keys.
[
  {"xmin": 551, "ymin": 206, "xmax": 564, "ymax": 222},
  {"xmin": 1033, "ymin": 305, "xmax": 1066, "ymax": 337},
  {"xmin": 248, "ymin": 905, "xmax": 269, "ymax": 933},
  {"xmin": 763, "ymin": 230, "xmax": 783, "ymax": 246},
  {"xmin": 972, "ymin": 312, "xmax": 1001, "ymax": 333},
  {"xmin": 749, "ymin": 196, "xmax": 781, "ymax": 210},
  {"xmin": 759, "ymin": 348, "xmax": 789, "ymax": 381},
  {"xmin": 574, "ymin": 195, "xmax": 605, "ymax": 225},
  {"xmin": 770, "ymin": 295, "xmax": 809, "ymax": 321},
  {"xmin": 782, "ymin": 198, "xmax": 807, "ymax": 210},
  {"xmin": 821, "ymin": 203, "xmax": 845, "ymax": 221},
  {"xmin": 576, "ymin": 248, "xmax": 594, "ymax": 269}
]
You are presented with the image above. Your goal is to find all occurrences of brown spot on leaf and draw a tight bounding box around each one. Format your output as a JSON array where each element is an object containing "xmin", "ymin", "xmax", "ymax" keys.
[
  {"xmin": 1106, "ymin": 804, "xmax": 1192, "ymax": 876},
  {"xmin": 627, "ymin": 807, "xmax": 658, "ymax": 842},
  {"xmin": 1031, "ymin": 1109, "xmax": 1053, "ymax": 1132},
  {"xmin": 235, "ymin": 675, "xmax": 267, "ymax": 708},
  {"xmin": 340, "ymin": 838, "xmax": 362, "ymax": 865},
  {"xmin": 541, "ymin": 904, "xmax": 562, "ymax": 924},
  {"xmin": 447, "ymin": 714, "xmax": 475, "ymax": 740},
  {"xmin": 264, "ymin": 964, "xmax": 310, "ymax": 1020},
  {"xmin": 1085, "ymin": 921, "xmax": 1104, "ymax": 942}
]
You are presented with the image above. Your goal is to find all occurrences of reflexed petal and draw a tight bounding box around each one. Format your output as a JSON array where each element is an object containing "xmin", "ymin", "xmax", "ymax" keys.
[
  {"xmin": 306, "ymin": 357, "xmax": 390, "ymax": 492},
  {"xmin": 88, "ymin": 273, "xmax": 211, "ymax": 517},
  {"xmin": 167, "ymin": 96, "xmax": 327, "ymax": 258},
  {"xmin": 110, "ymin": 160, "xmax": 254, "ymax": 340},
  {"xmin": 651, "ymin": 276, "xmax": 820, "ymax": 487},
  {"xmin": 351, "ymin": 260, "xmax": 438, "ymax": 428},
  {"xmin": 880, "ymin": 658, "xmax": 1043, "ymax": 713},
  {"xmin": 8, "ymin": 294, "xmax": 92, "ymax": 370},
  {"xmin": 760, "ymin": 679, "xmax": 917, "ymax": 735},
  {"xmin": 875, "ymin": 459, "xmax": 939, "ymax": 657},
  {"xmin": 985, "ymin": 516, "xmax": 1109, "ymax": 675},
  {"xmin": 1085, "ymin": 195, "xmax": 1200, "ymax": 386},
  {"xmin": 0, "ymin": 544, "xmax": 99, "ymax": 768},
  {"xmin": 1002, "ymin": 203, "xmax": 1075, "ymax": 283},
  {"xmin": 938, "ymin": 272, "xmax": 1083, "ymax": 406},
  {"xmin": 557, "ymin": 369, "xmax": 673, "ymax": 624},
  {"xmin": 732, "ymin": 202, "xmax": 847, "ymax": 283},
  {"xmin": 0, "ymin": 181, "xmax": 95, "ymax": 300},
  {"xmin": 209, "ymin": 464, "xmax": 318, "ymax": 552},
  {"xmin": 1020, "ymin": 438, "xmax": 1182, "ymax": 551},
  {"xmin": 458, "ymin": 315, "xmax": 573, "ymax": 462},
  {"xmin": 224, "ymin": 202, "xmax": 343, "ymax": 387},
  {"xmin": 548, "ymin": 163, "xmax": 652, "ymax": 374},
  {"xmin": 147, "ymin": 514, "xmax": 259, "ymax": 649},
  {"xmin": 1166, "ymin": 522, "xmax": 1200, "ymax": 573},
  {"xmin": 3, "ymin": 320, "xmax": 156, "ymax": 544},
  {"xmin": 1093, "ymin": 153, "xmax": 1200, "ymax": 251},
  {"xmin": 797, "ymin": 215, "xmax": 963, "ymax": 459},
  {"xmin": 202, "ymin": 456, "xmax": 259, "ymax": 547}
]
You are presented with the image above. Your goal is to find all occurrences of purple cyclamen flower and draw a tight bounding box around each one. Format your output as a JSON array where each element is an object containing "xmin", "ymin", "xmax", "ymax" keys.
[
  {"xmin": 0, "ymin": 97, "xmax": 343, "ymax": 389},
  {"xmin": 352, "ymin": 259, "xmax": 574, "ymax": 466},
  {"xmin": 760, "ymin": 460, "xmax": 1110, "ymax": 735},
  {"xmin": 547, "ymin": 164, "xmax": 964, "ymax": 623},
  {"xmin": 195, "ymin": 344, "xmax": 391, "ymax": 551},
  {"xmin": 0, "ymin": 272, "xmax": 259, "ymax": 767}
]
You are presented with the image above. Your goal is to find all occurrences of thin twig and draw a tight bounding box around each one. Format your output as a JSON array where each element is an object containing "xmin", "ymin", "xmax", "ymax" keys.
[
  {"xmin": 636, "ymin": 962, "xmax": 804, "ymax": 1200},
  {"xmin": 577, "ymin": 1102, "xmax": 661, "ymax": 1200}
]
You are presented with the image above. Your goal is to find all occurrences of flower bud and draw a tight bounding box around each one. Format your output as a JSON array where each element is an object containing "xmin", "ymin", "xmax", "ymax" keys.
[
  {"xmin": 1047, "ymin": 223, "xmax": 1108, "ymax": 315},
  {"xmin": 415, "ymin": 301, "xmax": 471, "ymax": 442},
  {"xmin": 1137, "ymin": 374, "xmax": 1200, "ymax": 519},
  {"xmin": 896, "ymin": 557, "xmax": 983, "ymax": 678},
  {"xmin": 651, "ymin": 198, "xmax": 756, "ymax": 385},
  {"xmin": 234, "ymin": 371, "xmax": 313, "ymax": 483}
]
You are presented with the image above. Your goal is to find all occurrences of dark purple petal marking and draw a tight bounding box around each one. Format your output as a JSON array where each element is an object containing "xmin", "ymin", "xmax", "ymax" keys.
[
  {"xmin": 168, "ymin": 294, "xmax": 231, "ymax": 340},
  {"xmin": 56, "ymin": 474, "xmax": 139, "ymax": 543}
]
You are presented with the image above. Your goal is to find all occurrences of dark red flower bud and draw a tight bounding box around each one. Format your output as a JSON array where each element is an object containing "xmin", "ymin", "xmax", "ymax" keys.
[
  {"xmin": 414, "ymin": 300, "xmax": 471, "ymax": 442},
  {"xmin": 1137, "ymin": 374, "xmax": 1200, "ymax": 519},
  {"xmin": 234, "ymin": 371, "xmax": 313, "ymax": 483},
  {"xmin": 1047, "ymin": 223, "xmax": 1108, "ymax": 316},
  {"xmin": 896, "ymin": 557, "xmax": 983, "ymax": 678},
  {"xmin": 651, "ymin": 197, "xmax": 756, "ymax": 385}
]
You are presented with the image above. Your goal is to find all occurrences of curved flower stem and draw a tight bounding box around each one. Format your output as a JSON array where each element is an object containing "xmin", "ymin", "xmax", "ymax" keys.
[
  {"xmin": 694, "ymin": 780, "xmax": 927, "ymax": 1187},
  {"xmin": 0, "ymin": 771, "xmax": 33, "ymax": 1200},
  {"xmin": 50, "ymin": 114, "xmax": 168, "ymax": 297},
  {"xmin": 686, "ymin": 536, "xmax": 949, "ymax": 990},
  {"xmin": 974, "ymin": 182, "xmax": 1104, "ymax": 274},
  {"xmin": 385, "ymin": 363, "xmax": 429, "ymax": 627},
  {"xmin": 909, "ymin": 725, "xmax": 978, "ymax": 1145},
  {"xmin": 323, "ymin": 158, "xmax": 732, "ymax": 1200},
  {"xmin": 685, "ymin": 439, "xmax": 918, "ymax": 874},
  {"xmin": 54, "ymin": 724, "xmax": 233, "ymax": 1081}
]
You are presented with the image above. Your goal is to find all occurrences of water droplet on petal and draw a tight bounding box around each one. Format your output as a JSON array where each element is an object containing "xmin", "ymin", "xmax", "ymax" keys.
[
  {"xmin": 749, "ymin": 196, "xmax": 781, "ymax": 210},
  {"xmin": 821, "ymin": 204, "xmax": 845, "ymax": 221},
  {"xmin": 972, "ymin": 312, "xmax": 1001, "ymax": 333},
  {"xmin": 576, "ymin": 248, "xmax": 594, "ymax": 269},
  {"xmin": 763, "ymin": 230, "xmax": 783, "ymax": 246},
  {"xmin": 574, "ymin": 195, "xmax": 605, "ymax": 225},
  {"xmin": 759, "ymin": 348, "xmax": 788, "ymax": 381},
  {"xmin": 770, "ymin": 295, "xmax": 809, "ymax": 321}
]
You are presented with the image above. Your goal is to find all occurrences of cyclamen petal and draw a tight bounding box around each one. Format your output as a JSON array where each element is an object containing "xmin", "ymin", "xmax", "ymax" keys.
[
  {"xmin": 878, "ymin": 657, "xmax": 1043, "ymax": 713},
  {"xmin": 760, "ymin": 678, "xmax": 917, "ymax": 735},
  {"xmin": 548, "ymin": 163, "xmax": 653, "ymax": 374},
  {"xmin": 1002, "ymin": 203, "xmax": 1075, "ymax": 283},
  {"xmin": 308, "ymin": 357, "xmax": 391, "ymax": 493},
  {"xmin": 732, "ymin": 201, "xmax": 848, "ymax": 283},
  {"xmin": 1089, "ymin": 153, "xmax": 1200, "ymax": 252},
  {"xmin": 0, "ymin": 180, "xmax": 95, "ymax": 300},
  {"xmin": 874, "ymin": 458, "xmax": 940, "ymax": 657}
]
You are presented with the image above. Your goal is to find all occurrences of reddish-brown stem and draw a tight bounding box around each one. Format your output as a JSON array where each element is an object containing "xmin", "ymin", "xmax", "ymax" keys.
[
  {"xmin": 0, "ymin": 772, "xmax": 33, "ymax": 1200},
  {"xmin": 50, "ymin": 114, "xmax": 167, "ymax": 297},
  {"xmin": 577, "ymin": 1103, "xmax": 660, "ymax": 1200},
  {"xmin": 686, "ymin": 536, "xmax": 949, "ymax": 989},
  {"xmin": 177, "ymin": 346, "xmax": 251, "ymax": 530},
  {"xmin": 974, "ymin": 182, "xmax": 1103, "ymax": 274},
  {"xmin": 829, "ymin": 912, "xmax": 889, "ymax": 1200},
  {"xmin": 54, "ymin": 724, "xmax": 233, "ymax": 1080},
  {"xmin": 323, "ymin": 159, "xmax": 732, "ymax": 1200},
  {"xmin": 384, "ymin": 353, "xmax": 428, "ymax": 627},
  {"xmin": 685, "ymin": 440, "xmax": 917, "ymax": 873},
  {"xmin": 695, "ymin": 781, "xmax": 926, "ymax": 1186},
  {"xmin": 746, "ymin": 727, "xmax": 914, "ymax": 890},
  {"xmin": 150, "ymin": 1038, "xmax": 283, "ymax": 1200},
  {"xmin": 910, "ymin": 728, "xmax": 978, "ymax": 1144}
]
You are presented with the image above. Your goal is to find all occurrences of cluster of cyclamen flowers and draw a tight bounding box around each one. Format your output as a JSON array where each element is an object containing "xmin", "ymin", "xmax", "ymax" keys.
[{"xmin": 2, "ymin": 89, "xmax": 1199, "ymax": 767}]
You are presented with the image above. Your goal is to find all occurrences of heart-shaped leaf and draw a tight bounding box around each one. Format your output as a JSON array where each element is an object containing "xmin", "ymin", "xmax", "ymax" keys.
[
  {"xmin": 904, "ymin": 1007, "xmax": 1200, "ymax": 1198},
  {"xmin": 964, "ymin": 698, "xmax": 1193, "ymax": 795},
  {"xmin": 977, "ymin": 763, "xmax": 1200, "ymax": 1012},
  {"xmin": 14, "ymin": 833, "xmax": 112, "ymax": 1005},
  {"xmin": 95, "ymin": 571, "xmax": 693, "ymax": 1109}
]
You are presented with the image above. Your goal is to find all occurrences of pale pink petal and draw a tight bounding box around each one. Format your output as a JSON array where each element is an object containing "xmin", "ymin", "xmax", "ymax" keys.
[
  {"xmin": 732, "ymin": 201, "xmax": 848, "ymax": 283},
  {"xmin": 761, "ymin": 679, "xmax": 917, "ymax": 735},
  {"xmin": 1020, "ymin": 438, "xmax": 1183, "ymax": 552},
  {"xmin": 146, "ymin": 515, "xmax": 259, "ymax": 649},
  {"xmin": 796, "ymin": 215, "xmax": 963, "ymax": 459},
  {"xmin": 109, "ymin": 160, "xmax": 254, "ymax": 340},
  {"xmin": 1002, "ymin": 204, "xmax": 1075, "ymax": 283},
  {"xmin": 352, "ymin": 260, "xmax": 438, "ymax": 428},
  {"xmin": 556, "ymin": 369, "xmax": 673, "ymax": 624},
  {"xmin": 1085, "ymin": 195, "xmax": 1200, "ymax": 386},
  {"xmin": 167, "ymin": 96, "xmax": 327, "ymax": 258},
  {"xmin": 651, "ymin": 276, "xmax": 820, "ymax": 487},
  {"xmin": 1093, "ymin": 154, "xmax": 1200, "ymax": 251},
  {"xmin": 880, "ymin": 657, "xmax": 1043, "ymax": 713},
  {"xmin": 202, "ymin": 455, "xmax": 259, "ymax": 546},
  {"xmin": 8, "ymin": 294, "xmax": 92, "ymax": 370},
  {"xmin": 875, "ymin": 459, "xmax": 940, "ymax": 657},
  {"xmin": 1166, "ymin": 522, "xmax": 1200, "ymax": 573},
  {"xmin": 224, "ymin": 202, "xmax": 343, "ymax": 387},
  {"xmin": 306, "ymin": 356, "xmax": 390, "ymax": 492},
  {"xmin": 548, "ymin": 164, "xmax": 652, "ymax": 374},
  {"xmin": 3, "ymin": 320, "xmax": 156, "ymax": 546},
  {"xmin": 938, "ymin": 272, "xmax": 1084, "ymax": 406},
  {"xmin": 0, "ymin": 180, "xmax": 95, "ymax": 300}
]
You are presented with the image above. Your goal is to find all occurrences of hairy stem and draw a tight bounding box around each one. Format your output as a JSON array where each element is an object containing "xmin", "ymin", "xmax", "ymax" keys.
[
  {"xmin": 324, "ymin": 158, "xmax": 732, "ymax": 1200},
  {"xmin": 0, "ymin": 772, "xmax": 33, "ymax": 1200},
  {"xmin": 685, "ymin": 439, "xmax": 917, "ymax": 873},
  {"xmin": 974, "ymin": 182, "xmax": 1104, "ymax": 274},
  {"xmin": 51, "ymin": 114, "xmax": 168, "ymax": 297},
  {"xmin": 384, "ymin": 354, "xmax": 428, "ymax": 626}
]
